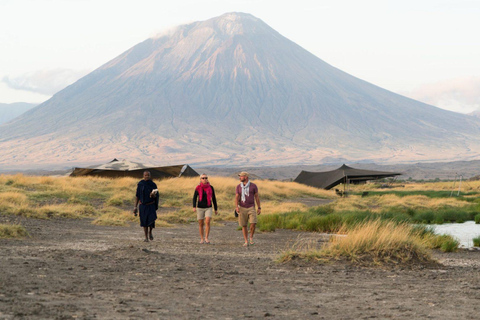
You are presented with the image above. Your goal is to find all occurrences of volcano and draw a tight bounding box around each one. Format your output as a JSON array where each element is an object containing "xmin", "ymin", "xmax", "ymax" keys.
[{"xmin": 1, "ymin": 12, "xmax": 480, "ymax": 169}]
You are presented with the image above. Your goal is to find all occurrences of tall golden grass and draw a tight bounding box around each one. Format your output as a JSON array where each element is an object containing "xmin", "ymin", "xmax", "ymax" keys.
[
  {"xmin": 279, "ymin": 220, "xmax": 434, "ymax": 266},
  {"xmin": 0, "ymin": 174, "xmax": 333, "ymax": 226},
  {"xmin": 350, "ymin": 180, "xmax": 480, "ymax": 192},
  {"xmin": 332, "ymin": 194, "xmax": 467, "ymax": 213}
]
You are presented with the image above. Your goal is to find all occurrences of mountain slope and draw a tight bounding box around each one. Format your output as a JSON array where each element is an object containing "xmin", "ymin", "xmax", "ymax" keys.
[
  {"xmin": 0, "ymin": 102, "xmax": 37, "ymax": 125},
  {"xmin": 1, "ymin": 12, "xmax": 480, "ymax": 169}
]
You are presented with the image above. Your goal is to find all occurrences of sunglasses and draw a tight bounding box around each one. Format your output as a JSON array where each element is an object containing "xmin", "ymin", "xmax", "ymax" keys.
[{"xmin": 201, "ymin": 177, "xmax": 208, "ymax": 179}]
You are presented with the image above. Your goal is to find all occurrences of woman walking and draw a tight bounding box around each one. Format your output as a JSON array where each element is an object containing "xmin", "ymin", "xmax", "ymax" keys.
[{"xmin": 192, "ymin": 174, "xmax": 218, "ymax": 244}]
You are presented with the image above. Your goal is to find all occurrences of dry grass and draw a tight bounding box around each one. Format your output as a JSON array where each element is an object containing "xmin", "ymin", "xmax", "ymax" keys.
[
  {"xmin": 350, "ymin": 180, "xmax": 480, "ymax": 192},
  {"xmin": 332, "ymin": 194, "xmax": 467, "ymax": 213},
  {"xmin": 0, "ymin": 174, "xmax": 332, "ymax": 226},
  {"xmin": 0, "ymin": 223, "xmax": 28, "ymax": 238},
  {"xmin": 0, "ymin": 192, "xmax": 28, "ymax": 205},
  {"xmin": 279, "ymin": 220, "xmax": 433, "ymax": 266}
]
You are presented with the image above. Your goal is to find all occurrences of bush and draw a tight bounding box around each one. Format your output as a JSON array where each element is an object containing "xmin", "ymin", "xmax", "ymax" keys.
[
  {"xmin": 413, "ymin": 210, "xmax": 436, "ymax": 224},
  {"xmin": 440, "ymin": 238, "xmax": 459, "ymax": 252},
  {"xmin": 473, "ymin": 236, "xmax": 480, "ymax": 247},
  {"xmin": 258, "ymin": 221, "xmax": 276, "ymax": 232},
  {"xmin": 475, "ymin": 214, "xmax": 480, "ymax": 224}
]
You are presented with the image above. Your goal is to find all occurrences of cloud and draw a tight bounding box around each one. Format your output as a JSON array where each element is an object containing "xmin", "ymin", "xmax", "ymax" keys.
[
  {"xmin": 151, "ymin": 25, "xmax": 184, "ymax": 39},
  {"xmin": 2, "ymin": 68, "xmax": 89, "ymax": 95},
  {"xmin": 403, "ymin": 77, "xmax": 480, "ymax": 114}
]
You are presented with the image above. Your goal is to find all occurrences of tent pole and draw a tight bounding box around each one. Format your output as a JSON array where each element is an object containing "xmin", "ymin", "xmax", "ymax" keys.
[
  {"xmin": 457, "ymin": 175, "xmax": 462, "ymax": 196},
  {"xmin": 450, "ymin": 174, "xmax": 457, "ymax": 197}
]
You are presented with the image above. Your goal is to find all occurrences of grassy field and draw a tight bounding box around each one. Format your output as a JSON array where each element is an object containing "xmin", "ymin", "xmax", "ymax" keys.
[
  {"xmin": 259, "ymin": 180, "xmax": 480, "ymax": 231},
  {"xmin": 0, "ymin": 174, "xmax": 333, "ymax": 226},
  {"xmin": 2, "ymin": 175, "xmax": 477, "ymax": 262}
]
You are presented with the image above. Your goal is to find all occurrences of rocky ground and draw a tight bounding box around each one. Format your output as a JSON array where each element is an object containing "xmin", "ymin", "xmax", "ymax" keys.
[{"xmin": 1, "ymin": 215, "xmax": 480, "ymax": 319}]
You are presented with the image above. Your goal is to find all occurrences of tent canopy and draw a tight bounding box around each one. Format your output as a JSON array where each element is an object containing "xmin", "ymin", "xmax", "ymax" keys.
[
  {"xmin": 294, "ymin": 164, "xmax": 401, "ymax": 190},
  {"xmin": 70, "ymin": 158, "xmax": 199, "ymax": 179}
]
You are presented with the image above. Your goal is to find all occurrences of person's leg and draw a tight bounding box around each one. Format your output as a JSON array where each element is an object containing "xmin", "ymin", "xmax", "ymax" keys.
[
  {"xmin": 198, "ymin": 219, "xmax": 205, "ymax": 243},
  {"xmin": 149, "ymin": 226, "xmax": 153, "ymax": 240},
  {"xmin": 249, "ymin": 223, "xmax": 256, "ymax": 244},
  {"xmin": 249, "ymin": 207, "xmax": 257, "ymax": 244},
  {"xmin": 204, "ymin": 217, "xmax": 211, "ymax": 243},
  {"xmin": 239, "ymin": 207, "xmax": 249, "ymax": 246},
  {"xmin": 143, "ymin": 227, "xmax": 149, "ymax": 242},
  {"xmin": 242, "ymin": 226, "xmax": 249, "ymax": 246}
]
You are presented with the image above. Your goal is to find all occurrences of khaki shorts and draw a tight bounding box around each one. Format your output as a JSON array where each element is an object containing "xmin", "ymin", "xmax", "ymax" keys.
[
  {"xmin": 197, "ymin": 207, "xmax": 213, "ymax": 220},
  {"xmin": 238, "ymin": 206, "xmax": 257, "ymax": 227}
]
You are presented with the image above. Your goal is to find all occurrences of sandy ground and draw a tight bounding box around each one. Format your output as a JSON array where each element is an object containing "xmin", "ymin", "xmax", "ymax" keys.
[{"xmin": 2, "ymin": 214, "xmax": 480, "ymax": 320}]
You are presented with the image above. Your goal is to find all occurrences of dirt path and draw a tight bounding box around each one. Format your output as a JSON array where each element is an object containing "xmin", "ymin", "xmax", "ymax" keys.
[{"xmin": 1, "ymin": 216, "xmax": 480, "ymax": 319}]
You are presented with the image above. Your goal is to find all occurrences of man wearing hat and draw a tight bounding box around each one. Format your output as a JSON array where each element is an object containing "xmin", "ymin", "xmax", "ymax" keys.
[{"xmin": 235, "ymin": 171, "xmax": 261, "ymax": 246}]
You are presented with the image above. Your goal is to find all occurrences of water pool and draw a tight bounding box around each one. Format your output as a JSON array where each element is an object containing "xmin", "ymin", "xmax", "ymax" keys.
[{"xmin": 430, "ymin": 221, "xmax": 480, "ymax": 248}]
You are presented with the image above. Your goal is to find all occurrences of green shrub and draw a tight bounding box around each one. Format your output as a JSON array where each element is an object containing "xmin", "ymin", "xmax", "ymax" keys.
[
  {"xmin": 475, "ymin": 214, "xmax": 480, "ymax": 224},
  {"xmin": 258, "ymin": 221, "xmax": 276, "ymax": 232},
  {"xmin": 412, "ymin": 210, "xmax": 436, "ymax": 224},
  {"xmin": 440, "ymin": 238, "xmax": 459, "ymax": 252},
  {"xmin": 473, "ymin": 236, "xmax": 480, "ymax": 247},
  {"xmin": 440, "ymin": 209, "xmax": 471, "ymax": 223},
  {"xmin": 285, "ymin": 219, "xmax": 300, "ymax": 229}
]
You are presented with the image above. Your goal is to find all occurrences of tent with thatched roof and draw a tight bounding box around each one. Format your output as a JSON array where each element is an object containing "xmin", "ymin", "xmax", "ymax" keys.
[
  {"xmin": 294, "ymin": 164, "xmax": 401, "ymax": 190},
  {"xmin": 70, "ymin": 159, "xmax": 199, "ymax": 179}
]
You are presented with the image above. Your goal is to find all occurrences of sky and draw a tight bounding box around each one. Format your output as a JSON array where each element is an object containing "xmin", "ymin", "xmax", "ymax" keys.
[{"xmin": 1, "ymin": 0, "xmax": 479, "ymax": 113}]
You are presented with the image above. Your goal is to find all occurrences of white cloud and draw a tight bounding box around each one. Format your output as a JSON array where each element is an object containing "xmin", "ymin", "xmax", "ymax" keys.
[
  {"xmin": 2, "ymin": 68, "xmax": 89, "ymax": 95},
  {"xmin": 403, "ymin": 77, "xmax": 480, "ymax": 114}
]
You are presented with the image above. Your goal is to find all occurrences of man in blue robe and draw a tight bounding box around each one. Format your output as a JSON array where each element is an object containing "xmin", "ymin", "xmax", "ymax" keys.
[{"xmin": 133, "ymin": 171, "xmax": 159, "ymax": 242}]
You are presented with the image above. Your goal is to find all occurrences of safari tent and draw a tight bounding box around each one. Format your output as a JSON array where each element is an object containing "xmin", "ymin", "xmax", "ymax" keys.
[
  {"xmin": 294, "ymin": 164, "xmax": 401, "ymax": 190},
  {"xmin": 70, "ymin": 159, "xmax": 199, "ymax": 179}
]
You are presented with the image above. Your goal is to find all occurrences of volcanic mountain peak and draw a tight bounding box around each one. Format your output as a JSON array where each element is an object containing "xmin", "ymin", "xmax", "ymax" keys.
[{"xmin": 1, "ymin": 12, "xmax": 480, "ymax": 170}]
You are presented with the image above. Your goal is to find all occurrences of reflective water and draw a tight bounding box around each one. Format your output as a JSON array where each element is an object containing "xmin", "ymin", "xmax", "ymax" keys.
[{"xmin": 430, "ymin": 221, "xmax": 480, "ymax": 248}]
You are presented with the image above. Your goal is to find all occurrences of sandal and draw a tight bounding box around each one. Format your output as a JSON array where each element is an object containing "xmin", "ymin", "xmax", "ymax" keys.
[
  {"xmin": 204, "ymin": 240, "xmax": 210, "ymax": 244},
  {"xmin": 243, "ymin": 242, "xmax": 249, "ymax": 247},
  {"xmin": 249, "ymin": 239, "xmax": 255, "ymax": 245},
  {"xmin": 144, "ymin": 239, "xmax": 149, "ymax": 242},
  {"xmin": 199, "ymin": 240, "xmax": 205, "ymax": 244},
  {"xmin": 149, "ymin": 234, "xmax": 154, "ymax": 241}
]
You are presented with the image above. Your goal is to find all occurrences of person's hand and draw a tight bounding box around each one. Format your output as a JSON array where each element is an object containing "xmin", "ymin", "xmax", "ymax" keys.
[
  {"xmin": 133, "ymin": 207, "xmax": 138, "ymax": 216},
  {"xmin": 193, "ymin": 207, "xmax": 196, "ymax": 212},
  {"xmin": 215, "ymin": 210, "xmax": 218, "ymax": 215},
  {"xmin": 257, "ymin": 208, "xmax": 261, "ymax": 215}
]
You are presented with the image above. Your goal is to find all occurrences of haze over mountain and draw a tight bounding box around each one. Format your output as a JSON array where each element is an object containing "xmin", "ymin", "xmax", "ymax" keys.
[
  {"xmin": 0, "ymin": 102, "xmax": 37, "ymax": 125},
  {"xmin": 1, "ymin": 12, "xmax": 480, "ymax": 169},
  {"xmin": 469, "ymin": 109, "xmax": 480, "ymax": 118}
]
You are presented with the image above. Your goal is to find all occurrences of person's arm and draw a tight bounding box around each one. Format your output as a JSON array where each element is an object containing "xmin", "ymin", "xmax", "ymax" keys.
[
  {"xmin": 133, "ymin": 196, "xmax": 139, "ymax": 215},
  {"xmin": 193, "ymin": 189, "xmax": 198, "ymax": 212},
  {"xmin": 255, "ymin": 191, "xmax": 261, "ymax": 215},
  {"xmin": 212, "ymin": 186, "xmax": 218, "ymax": 214},
  {"xmin": 235, "ymin": 192, "xmax": 240, "ymax": 212},
  {"xmin": 154, "ymin": 183, "xmax": 160, "ymax": 210}
]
